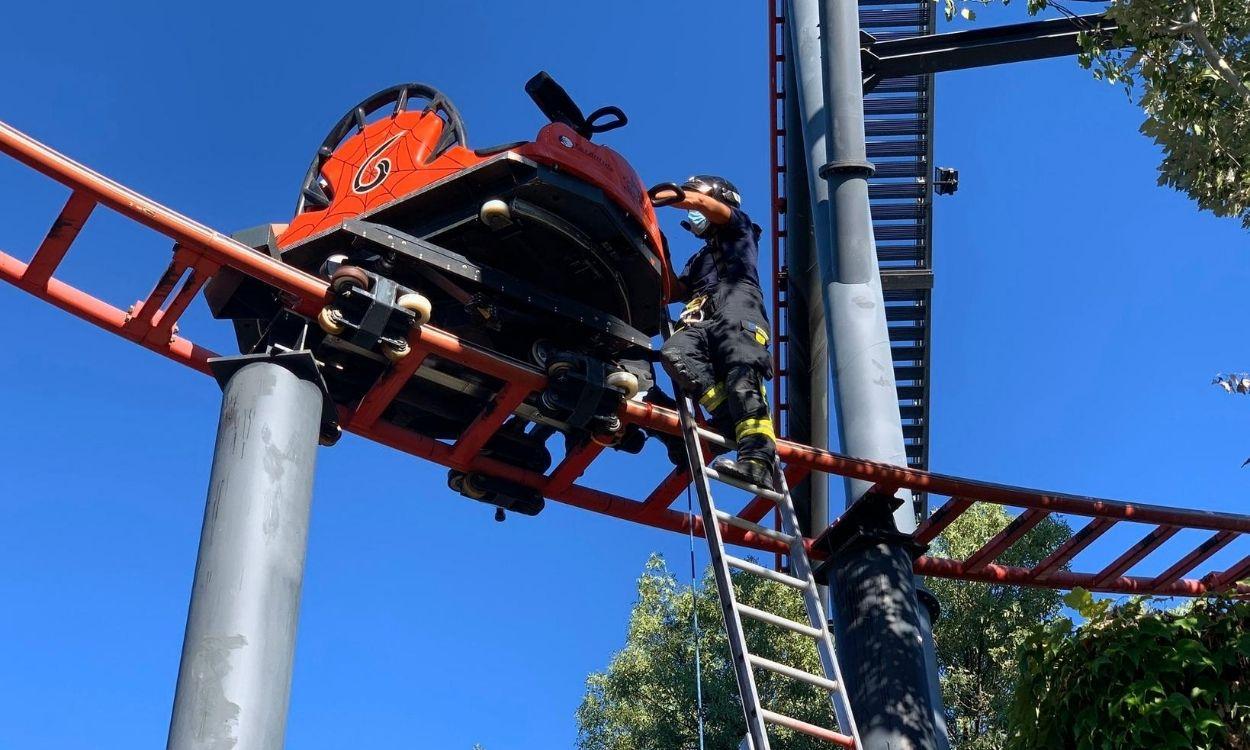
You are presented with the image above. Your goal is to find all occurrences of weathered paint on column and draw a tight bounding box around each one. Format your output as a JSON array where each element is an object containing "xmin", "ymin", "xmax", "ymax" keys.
[{"xmin": 167, "ymin": 360, "xmax": 321, "ymax": 750}]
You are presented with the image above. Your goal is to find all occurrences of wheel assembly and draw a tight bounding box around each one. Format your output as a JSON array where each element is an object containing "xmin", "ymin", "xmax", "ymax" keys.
[
  {"xmin": 396, "ymin": 292, "xmax": 432, "ymax": 326},
  {"xmin": 382, "ymin": 339, "xmax": 411, "ymax": 362},
  {"xmin": 606, "ymin": 370, "xmax": 640, "ymax": 399},
  {"xmin": 317, "ymin": 307, "xmax": 346, "ymax": 335},
  {"xmin": 330, "ymin": 265, "xmax": 372, "ymax": 294},
  {"xmin": 479, "ymin": 198, "xmax": 513, "ymax": 230}
]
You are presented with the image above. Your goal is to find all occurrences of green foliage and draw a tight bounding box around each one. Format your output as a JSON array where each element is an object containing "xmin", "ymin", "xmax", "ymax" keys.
[
  {"xmin": 576, "ymin": 554, "xmax": 839, "ymax": 750},
  {"xmin": 926, "ymin": 503, "xmax": 1071, "ymax": 750},
  {"xmin": 943, "ymin": 0, "xmax": 1250, "ymax": 228},
  {"xmin": 1082, "ymin": 0, "xmax": 1250, "ymax": 228},
  {"xmin": 1006, "ymin": 590, "xmax": 1250, "ymax": 749}
]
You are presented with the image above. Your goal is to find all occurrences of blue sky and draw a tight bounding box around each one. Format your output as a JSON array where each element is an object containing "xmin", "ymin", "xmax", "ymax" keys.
[{"xmin": 0, "ymin": 1, "xmax": 1247, "ymax": 748}]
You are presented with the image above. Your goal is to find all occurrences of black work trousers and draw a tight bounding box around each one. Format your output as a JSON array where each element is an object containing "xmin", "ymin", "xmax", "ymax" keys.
[{"xmin": 660, "ymin": 281, "xmax": 776, "ymax": 467}]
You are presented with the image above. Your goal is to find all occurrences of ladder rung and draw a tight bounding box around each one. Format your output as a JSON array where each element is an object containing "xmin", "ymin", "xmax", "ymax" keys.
[
  {"xmin": 705, "ymin": 468, "xmax": 787, "ymax": 504},
  {"xmin": 715, "ymin": 510, "xmax": 796, "ymax": 545},
  {"xmin": 750, "ymin": 654, "xmax": 840, "ymax": 692},
  {"xmin": 726, "ymin": 555, "xmax": 808, "ymax": 589},
  {"xmin": 761, "ymin": 710, "xmax": 855, "ymax": 748},
  {"xmin": 694, "ymin": 425, "xmax": 733, "ymax": 450},
  {"xmin": 737, "ymin": 603, "xmax": 823, "ymax": 639}
]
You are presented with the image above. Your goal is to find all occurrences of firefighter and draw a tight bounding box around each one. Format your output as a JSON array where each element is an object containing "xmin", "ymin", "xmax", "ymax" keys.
[{"xmin": 651, "ymin": 175, "xmax": 777, "ymax": 490}]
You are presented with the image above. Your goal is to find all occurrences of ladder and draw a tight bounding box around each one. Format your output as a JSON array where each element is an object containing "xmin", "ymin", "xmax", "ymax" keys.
[{"xmin": 670, "ymin": 365, "xmax": 862, "ymax": 749}]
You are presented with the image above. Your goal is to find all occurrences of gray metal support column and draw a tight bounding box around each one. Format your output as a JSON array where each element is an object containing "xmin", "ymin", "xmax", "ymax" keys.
[
  {"xmin": 817, "ymin": 0, "xmax": 916, "ymax": 527},
  {"xmin": 167, "ymin": 358, "xmax": 322, "ymax": 750},
  {"xmin": 785, "ymin": 0, "xmax": 914, "ymax": 528},
  {"xmin": 782, "ymin": 28, "xmax": 829, "ymax": 543},
  {"xmin": 786, "ymin": 1, "xmax": 946, "ymax": 747}
]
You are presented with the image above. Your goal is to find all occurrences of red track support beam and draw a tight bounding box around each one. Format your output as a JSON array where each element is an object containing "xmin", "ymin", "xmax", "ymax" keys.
[
  {"xmin": 149, "ymin": 259, "xmax": 219, "ymax": 344},
  {"xmin": 639, "ymin": 467, "xmax": 691, "ymax": 519},
  {"xmin": 914, "ymin": 497, "xmax": 973, "ymax": 545},
  {"xmin": 1093, "ymin": 525, "xmax": 1181, "ymax": 587},
  {"xmin": 0, "ymin": 250, "xmax": 216, "ymax": 374},
  {"xmin": 1150, "ymin": 530, "xmax": 1238, "ymax": 589},
  {"xmin": 23, "ymin": 190, "xmax": 95, "ymax": 289},
  {"xmin": 545, "ymin": 441, "xmax": 607, "ymax": 495},
  {"xmin": 350, "ymin": 348, "xmax": 430, "ymax": 428},
  {"xmin": 1028, "ymin": 517, "xmax": 1116, "ymax": 581},
  {"xmin": 1212, "ymin": 554, "xmax": 1250, "ymax": 589},
  {"xmin": 0, "ymin": 121, "xmax": 331, "ymax": 318},
  {"xmin": 127, "ymin": 257, "xmax": 187, "ymax": 333},
  {"xmin": 961, "ymin": 508, "xmax": 1049, "ymax": 572},
  {"xmin": 448, "ymin": 383, "xmax": 531, "ymax": 468},
  {"xmin": 623, "ymin": 400, "xmax": 1250, "ymax": 535},
  {"xmin": 916, "ymin": 555, "xmax": 1247, "ymax": 597}
]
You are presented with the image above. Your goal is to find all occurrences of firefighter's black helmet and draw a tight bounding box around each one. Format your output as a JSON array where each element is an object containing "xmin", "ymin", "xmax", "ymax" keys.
[{"xmin": 681, "ymin": 175, "xmax": 742, "ymax": 208}]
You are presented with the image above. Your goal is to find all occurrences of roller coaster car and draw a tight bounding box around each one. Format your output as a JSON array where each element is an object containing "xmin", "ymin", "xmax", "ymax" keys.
[{"xmin": 205, "ymin": 72, "xmax": 668, "ymax": 517}]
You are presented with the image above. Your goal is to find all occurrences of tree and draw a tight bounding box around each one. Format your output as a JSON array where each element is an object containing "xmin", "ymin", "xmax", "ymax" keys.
[
  {"xmin": 576, "ymin": 555, "xmax": 838, "ymax": 750},
  {"xmin": 1006, "ymin": 589, "xmax": 1250, "ymax": 749},
  {"xmin": 578, "ymin": 504, "xmax": 1071, "ymax": 750},
  {"xmin": 947, "ymin": 0, "xmax": 1250, "ymax": 228},
  {"xmin": 925, "ymin": 503, "xmax": 1071, "ymax": 750}
]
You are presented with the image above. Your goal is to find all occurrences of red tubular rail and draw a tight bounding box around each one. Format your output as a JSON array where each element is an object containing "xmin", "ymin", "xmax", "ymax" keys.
[
  {"xmin": 1028, "ymin": 517, "xmax": 1116, "ymax": 582},
  {"xmin": 961, "ymin": 509, "xmax": 1050, "ymax": 573},
  {"xmin": 2, "ymin": 118, "xmax": 1249, "ymax": 598}
]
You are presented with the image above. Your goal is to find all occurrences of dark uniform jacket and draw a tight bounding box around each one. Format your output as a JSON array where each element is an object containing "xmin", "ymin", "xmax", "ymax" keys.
[{"xmin": 676, "ymin": 208, "xmax": 765, "ymax": 301}]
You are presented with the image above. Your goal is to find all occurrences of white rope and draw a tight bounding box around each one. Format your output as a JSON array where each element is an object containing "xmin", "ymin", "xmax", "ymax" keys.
[{"xmin": 687, "ymin": 484, "xmax": 707, "ymax": 750}]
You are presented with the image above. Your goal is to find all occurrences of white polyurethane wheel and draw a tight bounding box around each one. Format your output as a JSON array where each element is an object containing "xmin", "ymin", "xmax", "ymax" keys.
[
  {"xmin": 317, "ymin": 307, "xmax": 346, "ymax": 335},
  {"xmin": 397, "ymin": 292, "xmax": 432, "ymax": 326},
  {"xmin": 479, "ymin": 199, "xmax": 513, "ymax": 229},
  {"xmin": 382, "ymin": 340, "xmax": 411, "ymax": 362},
  {"xmin": 606, "ymin": 370, "xmax": 640, "ymax": 399}
]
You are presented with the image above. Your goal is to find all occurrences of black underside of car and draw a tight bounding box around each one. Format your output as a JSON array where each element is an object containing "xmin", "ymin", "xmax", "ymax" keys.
[{"xmin": 204, "ymin": 153, "xmax": 664, "ymax": 519}]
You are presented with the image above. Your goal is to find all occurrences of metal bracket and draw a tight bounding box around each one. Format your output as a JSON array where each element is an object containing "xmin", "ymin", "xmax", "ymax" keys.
[
  {"xmin": 208, "ymin": 350, "xmax": 341, "ymax": 446},
  {"xmin": 810, "ymin": 490, "xmax": 929, "ymax": 584},
  {"xmin": 819, "ymin": 160, "xmax": 876, "ymax": 179},
  {"xmin": 860, "ymin": 12, "xmax": 1119, "ymax": 92}
]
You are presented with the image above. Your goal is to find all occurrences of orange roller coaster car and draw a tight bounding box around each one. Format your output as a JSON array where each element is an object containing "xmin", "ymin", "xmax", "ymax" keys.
[{"xmin": 204, "ymin": 72, "xmax": 676, "ymax": 515}]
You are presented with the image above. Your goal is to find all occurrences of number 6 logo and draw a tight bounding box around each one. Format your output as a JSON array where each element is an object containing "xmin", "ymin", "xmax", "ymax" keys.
[{"xmin": 352, "ymin": 134, "xmax": 403, "ymax": 194}]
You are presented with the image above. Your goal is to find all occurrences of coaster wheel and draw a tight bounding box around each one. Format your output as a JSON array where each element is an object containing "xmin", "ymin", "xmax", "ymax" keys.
[
  {"xmin": 317, "ymin": 307, "xmax": 346, "ymax": 335},
  {"xmin": 397, "ymin": 292, "xmax": 432, "ymax": 327},
  {"xmin": 330, "ymin": 266, "xmax": 372, "ymax": 294}
]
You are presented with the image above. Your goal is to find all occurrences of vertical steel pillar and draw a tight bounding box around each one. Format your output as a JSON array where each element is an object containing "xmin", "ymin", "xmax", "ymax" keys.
[
  {"xmin": 785, "ymin": 0, "xmax": 945, "ymax": 747},
  {"xmin": 813, "ymin": 0, "xmax": 915, "ymax": 525},
  {"xmin": 167, "ymin": 357, "xmax": 322, "ymax": 750},
  {"xmin": 782, "ymin": 26, "xmax": 829, "ymax": 544}
]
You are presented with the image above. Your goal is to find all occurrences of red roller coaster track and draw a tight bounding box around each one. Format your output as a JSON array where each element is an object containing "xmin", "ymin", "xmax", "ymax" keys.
[{"xmin": 1, "ymin": 118, "xmax": 1248, "ymax": 598}]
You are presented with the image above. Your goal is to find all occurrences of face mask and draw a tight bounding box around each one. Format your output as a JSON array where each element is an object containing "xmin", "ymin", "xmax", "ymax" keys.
[{"xmin": 685, "ymin": 210, "xmax": 710, "ymax": 236}]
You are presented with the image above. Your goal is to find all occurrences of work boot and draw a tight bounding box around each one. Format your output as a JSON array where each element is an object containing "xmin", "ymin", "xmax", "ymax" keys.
[
  {"xmin": 711, "ymin": 456, "xmax": 776, "ymax": 492},
  {"xmin": 705, "ymin": 405, "xmax": 735, "ymax": 457}
]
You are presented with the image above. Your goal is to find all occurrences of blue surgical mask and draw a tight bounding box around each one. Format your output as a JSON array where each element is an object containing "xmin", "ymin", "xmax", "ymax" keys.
[{"xmin": 686, "ymin": 210, "xmax": 709, "ymax": 236}]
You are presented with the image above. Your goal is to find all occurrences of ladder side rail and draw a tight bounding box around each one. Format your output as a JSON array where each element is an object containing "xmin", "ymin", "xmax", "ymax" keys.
[
  {"xmin": 774, "ymin": 469, "xmax": 863, "ymax": 747},
  {"xmin": 674, "ymin": 390, "xmax": 773, "ymax": 750}
]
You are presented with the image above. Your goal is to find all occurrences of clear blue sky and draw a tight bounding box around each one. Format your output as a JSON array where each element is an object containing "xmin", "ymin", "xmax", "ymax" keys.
[{"xmin": 1, "ymin": 1, "xmax": 1247, "ymax": 748}]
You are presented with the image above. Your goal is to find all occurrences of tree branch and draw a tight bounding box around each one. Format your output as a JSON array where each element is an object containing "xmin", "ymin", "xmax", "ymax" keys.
[{"xmin": 1175, "ymin": 7, "xmax": 1250, "ymax": 102}]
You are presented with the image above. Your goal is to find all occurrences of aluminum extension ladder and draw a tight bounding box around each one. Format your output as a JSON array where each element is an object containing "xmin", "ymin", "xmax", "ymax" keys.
[{"xmin": 672, "ymin": 384, "xmax": 862, "ymax": 749}]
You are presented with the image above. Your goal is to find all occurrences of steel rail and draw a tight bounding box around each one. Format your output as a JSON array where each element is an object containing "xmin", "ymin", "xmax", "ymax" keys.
[{"xmin": 2, "ymin": 118, "xmax": 1249, "ymax": 598}]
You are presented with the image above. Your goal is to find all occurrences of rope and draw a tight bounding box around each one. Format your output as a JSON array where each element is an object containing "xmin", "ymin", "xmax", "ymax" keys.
[{"xmin": 686, "ymin": 483, "xmax": 707, "ymax": 750}]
